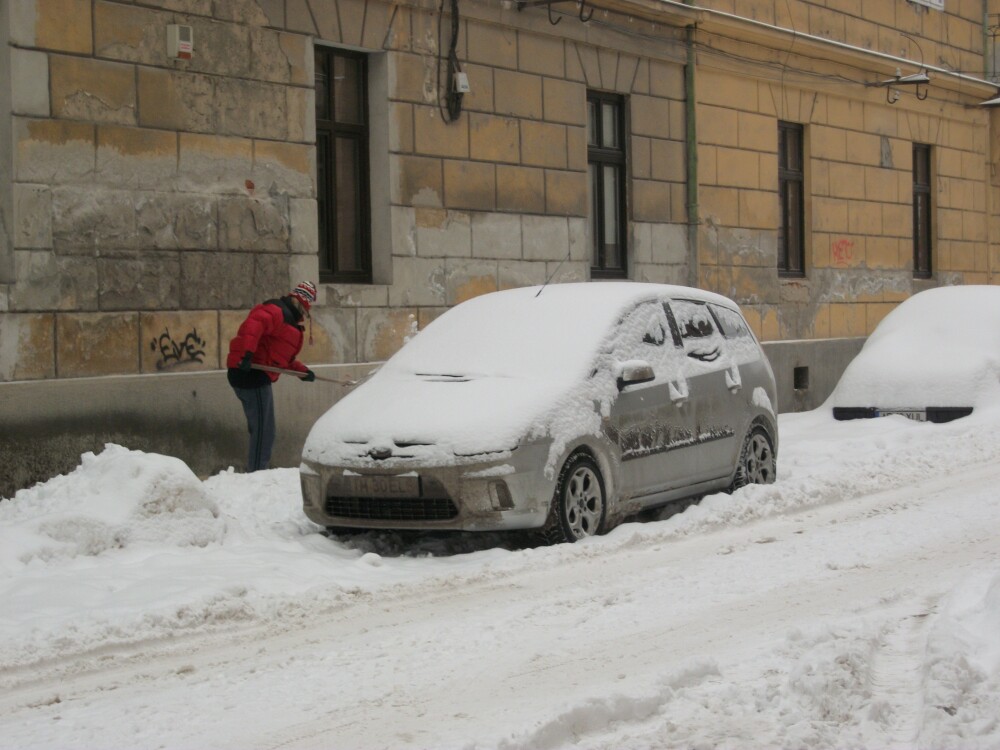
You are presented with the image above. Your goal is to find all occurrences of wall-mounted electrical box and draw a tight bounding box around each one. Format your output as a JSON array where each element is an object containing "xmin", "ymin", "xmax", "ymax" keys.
[
  {"xmin": 167, "ymin": 24, "xmax": 193, "ymax": 60},
  {"xmin": 453, "ymin": 71, "xmax": 470, "ymax": 94}
]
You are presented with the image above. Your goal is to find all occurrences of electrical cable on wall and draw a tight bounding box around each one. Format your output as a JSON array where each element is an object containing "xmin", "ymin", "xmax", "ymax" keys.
[{"xmin": 437, "ymin": 0, "xmax": 465, "ymax": 122}]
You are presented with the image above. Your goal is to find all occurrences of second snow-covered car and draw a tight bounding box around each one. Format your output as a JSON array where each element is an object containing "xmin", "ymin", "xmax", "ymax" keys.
[{"xmin": 300, "ymin": 283, "xmax": 778, "ymax": 543}]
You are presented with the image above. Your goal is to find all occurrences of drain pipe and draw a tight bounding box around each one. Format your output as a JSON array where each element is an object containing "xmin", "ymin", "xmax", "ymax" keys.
[{"xmin": 684, "ymin": 1, "xmax": 699, "ymax": 287}]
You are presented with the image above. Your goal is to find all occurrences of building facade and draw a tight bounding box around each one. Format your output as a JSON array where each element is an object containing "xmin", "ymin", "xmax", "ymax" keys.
[{"xmin": 2, "ymin": 0, "xmax": 999, "ymax": 494}]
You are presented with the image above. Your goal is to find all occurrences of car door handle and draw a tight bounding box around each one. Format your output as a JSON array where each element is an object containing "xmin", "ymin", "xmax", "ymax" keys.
[
  {"xmin": 669, "ymin": 381, "xmax": 688, "ymax": 403},
  {"xmin": 725, "ymin": 368, "xmax": 742, "ymax": 392}
]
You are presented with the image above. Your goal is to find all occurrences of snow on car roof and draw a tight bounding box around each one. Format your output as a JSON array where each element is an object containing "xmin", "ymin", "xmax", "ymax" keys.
[
  {"xmin": 829, "ymin": 285, "xmax": 1000, "ymax": 409},
  {"xmin": 387, "ymin": 282, "xmax": 735, "ymax": 380}
]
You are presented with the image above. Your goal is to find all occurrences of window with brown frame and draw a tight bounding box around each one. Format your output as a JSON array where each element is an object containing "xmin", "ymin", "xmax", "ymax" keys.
[
  {"xmin": 778, "ymin": 121, "xmax": 805, "ymax": 277},
  {"xmin": 588, "ymin": 92, "xmax": 627, "ymax": 279},
  {"xmin": 913, "ymin": 143, "xmax": 932, "ymax": 279},
  {"xmin": 315, "ymin": 47, "xmax": 371, "ymax": 283}
]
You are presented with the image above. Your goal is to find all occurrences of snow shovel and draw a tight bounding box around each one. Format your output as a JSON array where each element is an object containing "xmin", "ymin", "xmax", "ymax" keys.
[{"xmin": 250, "ymin": 363, "xmax": 357, "ymax": 387}]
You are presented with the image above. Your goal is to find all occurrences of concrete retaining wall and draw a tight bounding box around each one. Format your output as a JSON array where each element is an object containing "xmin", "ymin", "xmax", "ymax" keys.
[{"xmin": 1, "ymin": 337, "xmax": 865, "ymax": 498}]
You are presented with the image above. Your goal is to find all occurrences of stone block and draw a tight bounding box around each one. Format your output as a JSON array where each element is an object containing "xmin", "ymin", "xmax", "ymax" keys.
[
  {"xmin": 631, "ymin": 95, "xmax": 672, "ymax": 139},
  {"xmin": 545, "ymin": 259, "xmax": 587, "ymax": 285},
  {"xmin": 391, "ymin": 205, "xmax": 418, "ymax": 257},
  {"xmin": 632, "ymin": 136, "xmax": 652, "ymax": 180},
  {"xmin": 50, "ymin": 56, "xmax": 136, "ymax": 125},
  {"xmin": 462, "ymin": 64, "xmax": 494, "ymax": 115},
  {"xmin": 251, "ymin": 28, "xmax": 311, "ymax": 85},
  {"xmin": 545, "ymin": 170, "xmax": 587, "ymax": 216},
  {"xmin": 542, "ymin": 78, "xmax": 586, "ymax": 126},
  {"xmin": 633, "ymin": 180, "xmax": 672, "ymax": 223},
  {"xmin": 213, "ymin": 0, "xmax": 270, "ymax": 24},
  {"xmin": 467, "ymin": 21, "xmax": 517, "ymax": 69},
  {"xmin": 216, "ymin": 79, "xmax": 287, "ymax": 140},
  {"xmin": 11, "ymin": 49, "xmax": 50, "ymax": 117},
  {"xmin": 445, "ymin": 260, "xmax": 499, "ymax": 305},
  {"xmin": 739, "ymin": 189, "xmax": 779, "ymax": 231},
  {"xmin": 651, "ymin": 223, "xmax": 688, "ymax": 265},
  {"xmin": 136, "ymin": 193, "xmax": 217, "ymax": 250},
  {"xmin": 518, "ymin": 32, "xmax": 565, "ymax": 77},
  {"xmin": 568, "ymin": 217, "xmax": 587, "ymax": 262},
  {"xmin": 0, "ymin": 313, "xmax": 55, "ymax": 381},
  {"xmin": 182, "ymin": 17, "xmax": 251, "ymax": 79},
  {"xmin": 443, "ymin": 161, "xmax": 495, "ymax": 211},
  {"xmin": 632, "ymin": 222, "xmax": 653, "ymax": 265},
  {"xmin": 393, "ymin": 155, "xmax": 443, "ymax": 207},
  {"xmin": 180, "ymin": 252, "xmax": 256, "ymax": 309},
  {"xmin": 497, "ymin": 165, "xmax": 544, "ymax": 213},
  {"xmin": 633, "ymin": 263, "xmax": 687, "ymax": 286},
  {"xmin": 289, "ymin": 198, "xmax": 318, "ymax": 255},
  {"xmin": 469, "ymin": 114, "xmax": 520, "ymax": 164},
  {"xmin": 97, "ymin": 125, "xmax": 178, "ymax": 191},
  {"xmin": 498, "ymin": 259, "xmax": 547, "ymax": 290},
  {"xmin": 14, "ymin": 185, "xmax": 53, "ymax": 249},
  {"xmin": 253, "ymin": 140, "xmax": 313, "ymax": 196},
  {"xmin": 325, "ymin": 283, "xmax": 389, "ymax": 308},
  {"xmin": 650, "ymin": 59, "xmax": 684, "ymax": 99},
  {"xmin": 415, "ymin": 209, "xmax": 472, "ymax": 258},
  {"xmin": 94, "ymin": 2, "xmax": 166, "ymax": 65},
  {"xmin": 651, "ymin": 139, "xmax": 685, "ymax": 183},
  {"xmin": 57, "ymin": 312, "xmax": 140, "ymax": 377},
  {"xmin": 494, "ymin": 70, "xmax": 543, "ymax": 119},
  {"xmin": 472, "ymin": 213, "xmax": 522, "ymax": 260},
  {"xmin": 12, "ymin": 0, "xmax": 93, "ymax": 53},
  {"xmin": 358, "ymin": 308, "xmax": 419, "ymax": 362},
  {"xmin": 98, "ymin": 256, "xmax": 180, "ymax": 311},
  {"xmin": 219, "ymin": 196, "xmax": 289, "ymax": 251},
  {"xmin": 178, "ymin": 133, "xmax": 253, "ymax": 193},
  {"xmin": 14, "ymin": 119, "xmax": 96, "ymax": 184},
  {"xmin": 286, "ymin": 87, "xmax": 316, "ymax": 144},
  {"xmin": 521, "ymin": 121, "xmax": 567, "ymax": 169},
  {"xmin": 414, "ymin": 105, "xmax": 469, "ymax": 159},
  {"xmin": 716, "ymin": 147, "xmax": 760, "ymax": 190},
  {"xmin": 308, "ymin": 307, "xmax": 359, "ymax": 365},
  {"xmin": 52, "ymin": 188, "xmax": 136, "ymax": 252},
  {"xmin": 390, "ymin": 52, "xmax": 437, "ymax": 104},
  {"xmin": 567, "ymin": 126, "xmax": 587, "ymax": 172},
  {"xmin": 523, "ymin": 216, "xmax": 569, "ymax": 261},
  {"xmin": 288, "ymin": 255, "xmax": 319, "ymax": 292},
  {"xmin": 10, "ymin": 251, "xmax": 98, "ymax": 311},
  {"xmin": 286, "ymin": 0, "xmax": 319, "ymax": 34},
  {"xmin": 254, "ymin": 253, "xmax": 291, "ymax": 301},
  {"xmin": 387, "ymin": 257, "xmax": 447, "ymax": 307},
  {"xmin": 732, "ymin": 265, "xmax": 780, "ymax": 305},
  {"xmin": 138, "ymin": 69, "xmax": 215, "ymax": 133}
]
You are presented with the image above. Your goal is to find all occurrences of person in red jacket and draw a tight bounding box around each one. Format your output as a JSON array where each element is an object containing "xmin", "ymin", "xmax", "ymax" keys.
[{"xmin": 227, "ymin": 281, "xmax": 318, "ymax": 471}]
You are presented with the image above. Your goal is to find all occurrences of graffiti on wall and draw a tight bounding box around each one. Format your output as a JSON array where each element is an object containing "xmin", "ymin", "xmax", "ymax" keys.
[
  {"xmin": 151, "ymin": 328, "xmax": 207, "ymax": 370},
  {"xmin": 832, "ymin": 238, "xmax": 855, "ymax": 266}
]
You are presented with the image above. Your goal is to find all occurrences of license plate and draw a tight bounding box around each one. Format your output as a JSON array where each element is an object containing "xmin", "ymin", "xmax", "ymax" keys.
[
  {"xmin": 338, "ymin": 475, "xmax": 418, "ymax": 498},
  {"xmin": 879, "ymin": 409, "xmax": 926, "ymax": 422}
]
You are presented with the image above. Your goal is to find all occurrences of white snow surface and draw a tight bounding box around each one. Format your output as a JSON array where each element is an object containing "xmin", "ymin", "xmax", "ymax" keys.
[{"xmin": 3, "ymin": 404, "xmax": 1000, "ymax": 748}]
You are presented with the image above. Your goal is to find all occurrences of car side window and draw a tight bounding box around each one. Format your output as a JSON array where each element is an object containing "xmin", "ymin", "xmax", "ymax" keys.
[
  {"xmin": 611, "ymin": 302, "xmax": 673, "ymax": 365},
  {"xmin": 668, "ymin": 299, "xmax": 725, "ymax": 364},
  {"xmin": 710, "ymin": 304, "xmax": 750, "ymax": 339}
]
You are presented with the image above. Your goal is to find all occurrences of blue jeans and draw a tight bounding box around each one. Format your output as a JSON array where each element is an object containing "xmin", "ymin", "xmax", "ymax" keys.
[{"xmin": 233, "ymin": 383, "xmax": 275, "ymax": 472}]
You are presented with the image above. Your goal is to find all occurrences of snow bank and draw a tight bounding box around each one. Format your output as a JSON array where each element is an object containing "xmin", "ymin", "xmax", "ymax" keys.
[{"xmin": 0, "ymin": 444, "xmax": 221, "ymax": 572}]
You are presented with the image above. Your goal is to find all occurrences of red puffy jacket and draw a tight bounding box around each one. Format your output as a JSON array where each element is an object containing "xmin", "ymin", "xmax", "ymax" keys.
[{"xmin": 226, "ymin": 297, "xmax": 308, "ymax": 383}]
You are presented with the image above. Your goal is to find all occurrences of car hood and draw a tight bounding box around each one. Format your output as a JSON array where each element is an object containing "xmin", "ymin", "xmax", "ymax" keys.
[{"xmin": 302, "ymin": 369, "xmax": 567, "ymax": 466}]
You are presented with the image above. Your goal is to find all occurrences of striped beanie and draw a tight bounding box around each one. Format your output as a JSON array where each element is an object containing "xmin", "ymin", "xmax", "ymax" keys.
[{"xmin": 290, "ymin": 281, "xmax": 317, "ymax": 310}]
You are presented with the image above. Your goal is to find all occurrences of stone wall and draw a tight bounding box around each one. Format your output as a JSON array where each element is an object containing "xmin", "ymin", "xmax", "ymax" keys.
[{"xmin": 0, "ymin": 0, "xmax": 320, "ymax": 382}]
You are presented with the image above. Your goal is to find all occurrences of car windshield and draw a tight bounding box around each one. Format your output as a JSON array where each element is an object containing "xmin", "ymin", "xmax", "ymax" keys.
[{"xmin": 386, "ymin": 284, "xmax": 659, "ymax": 381}]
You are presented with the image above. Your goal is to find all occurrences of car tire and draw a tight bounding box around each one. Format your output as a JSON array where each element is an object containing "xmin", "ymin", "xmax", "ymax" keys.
[
  {"xmin": 730, "ymin": 425, "xmax": 776, "ymax": 491},
  {"xmin": 539, "ymin": 452, "xmax": 607, "ymax": 544}
]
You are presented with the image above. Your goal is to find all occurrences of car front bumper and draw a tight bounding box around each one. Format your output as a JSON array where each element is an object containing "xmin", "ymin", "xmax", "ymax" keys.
[{"xmin": 300, "ymin": 442, "xmax": 556, "ymax": 532}]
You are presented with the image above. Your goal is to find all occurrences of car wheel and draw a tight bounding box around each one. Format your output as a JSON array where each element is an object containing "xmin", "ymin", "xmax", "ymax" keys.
[
  {"xmin": 731, "ymin": 426, "xmax": 776, "ymax": 490},
  {"xmin": 540, "ymin": 453, "xmax": 607, "ymax": 544}
]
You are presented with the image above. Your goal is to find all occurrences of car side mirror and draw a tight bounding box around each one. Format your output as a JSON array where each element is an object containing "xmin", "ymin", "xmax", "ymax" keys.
[{"xmin": 616, "ymin": 360, "xmax": 655, "ymax": 391}]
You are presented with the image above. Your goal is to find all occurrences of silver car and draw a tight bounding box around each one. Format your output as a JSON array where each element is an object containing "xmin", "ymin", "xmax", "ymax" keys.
[{"xmin": 300, "ymin": 283, "xmax": 778, "ymax": 543}]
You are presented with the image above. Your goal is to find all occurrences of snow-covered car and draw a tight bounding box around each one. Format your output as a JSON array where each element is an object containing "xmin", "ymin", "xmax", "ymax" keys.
[
  {"xmin": 831, "ymin": 285, "xmax": 1000, "ymax": 424},
  {"xmin": 300, "ymin": 283, "xmax": 778, "ymax": 543}
]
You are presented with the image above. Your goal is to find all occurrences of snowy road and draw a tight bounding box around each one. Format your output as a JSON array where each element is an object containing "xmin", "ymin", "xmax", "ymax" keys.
[{"xmin": 2, "ymin": 410, "xmax": 1000, "ymax": 749}]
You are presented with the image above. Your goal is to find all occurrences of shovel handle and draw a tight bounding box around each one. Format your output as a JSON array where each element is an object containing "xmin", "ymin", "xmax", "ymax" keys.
[{"xmin": 249, "ymin": 363, "xmax": 355, "ymax": 386}]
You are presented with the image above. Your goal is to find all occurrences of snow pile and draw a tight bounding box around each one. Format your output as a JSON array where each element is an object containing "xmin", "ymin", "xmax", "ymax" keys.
[{"xmin": 0, "ymin": 444, "xmax": 222, "ymax": 572}]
